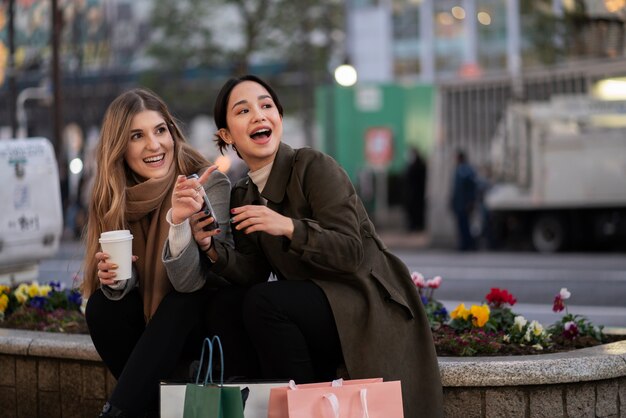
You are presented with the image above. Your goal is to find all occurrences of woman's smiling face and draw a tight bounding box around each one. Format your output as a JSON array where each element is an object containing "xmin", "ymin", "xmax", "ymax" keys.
[
  {"xmin": 124, "ymin": 110, "xmax": 174, "ymax": 180},
  {"xmin": 218, "ymin": 80, "xmax": 283, "ymax": 171}
]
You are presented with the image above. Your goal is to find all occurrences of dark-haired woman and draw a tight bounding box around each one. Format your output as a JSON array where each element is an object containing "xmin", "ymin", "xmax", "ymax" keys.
[{"xmin": 169, "ymin": 75, "xmax": 443, "ymax": 417}]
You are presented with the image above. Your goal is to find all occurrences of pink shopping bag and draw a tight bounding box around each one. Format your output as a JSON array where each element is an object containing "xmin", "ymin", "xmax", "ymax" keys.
[
  {"xmin": 286, "ymin": 380, "xmax": 403, "ymax": 418},
  {"xmin": 268, "ymin": 378, "xmax": 402, "ymax": 418}
]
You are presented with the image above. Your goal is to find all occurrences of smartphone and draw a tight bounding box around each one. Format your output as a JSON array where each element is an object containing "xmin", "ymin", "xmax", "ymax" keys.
[{"xmin": 186, "ymin": 174, "xmax": 219, "ymax": 231}]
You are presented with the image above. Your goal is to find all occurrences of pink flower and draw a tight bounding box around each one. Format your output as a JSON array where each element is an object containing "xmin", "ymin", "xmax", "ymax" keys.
[
  {"xmin": 426, "ymin": 276, "xmax": 442, "ymax": 289},
  {"xmin": 559, "ymin": 288, "xmax": 571, "ymax": 300},
  {"xmin": 411, "ymin": 272, "xmax": 426, "ymax": 288}
]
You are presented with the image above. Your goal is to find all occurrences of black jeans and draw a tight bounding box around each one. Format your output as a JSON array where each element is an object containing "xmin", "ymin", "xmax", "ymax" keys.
[
  {"xmin": 86, "ymin": 285, "xmax": 257, "ymax": 417},
  {"xmin": 242, "ymin": 280, "xmax": 343, "ymax": 384}
]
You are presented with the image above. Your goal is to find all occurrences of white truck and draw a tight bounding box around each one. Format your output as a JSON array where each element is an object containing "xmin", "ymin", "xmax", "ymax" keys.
[
  {"xmin": 486, "ymin": 96, "xmax": 626, "ymax": 252},
  {"xmin": 0, "ymin": 138, "xmax": 63, "ymax": 283}
]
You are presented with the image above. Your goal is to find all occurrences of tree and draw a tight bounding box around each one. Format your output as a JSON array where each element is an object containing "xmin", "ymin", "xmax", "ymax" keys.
[
  {"xmin": 146, "ymin": 0, "xmax": 223, "ymax": 71},
  {"xmin": 145, "ymin": 0, "xmax": 345, "ymax": 146}
]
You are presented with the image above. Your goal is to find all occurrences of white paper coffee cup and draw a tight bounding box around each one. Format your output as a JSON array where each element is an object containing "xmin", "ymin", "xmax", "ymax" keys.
[{"xmin": 99, "ymin": 230, "xmax": 134, "ymax": 280}]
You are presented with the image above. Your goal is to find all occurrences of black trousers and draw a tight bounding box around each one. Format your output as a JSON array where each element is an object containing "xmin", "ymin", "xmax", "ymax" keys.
[
  {"xmin": 242, "ymin": 280, "xmax": 344, "ymax": 384},
  {"xmin": 85, "ymin": 284, "xmax": 257, "ymax": 417}
]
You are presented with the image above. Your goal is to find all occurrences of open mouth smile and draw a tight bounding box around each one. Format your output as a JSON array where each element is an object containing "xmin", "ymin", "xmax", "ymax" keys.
[
  {"xmin": 250, "ymin": 128, "xmax": 272, "ymax": 141},
  {"xmin": 143, "ymin": 154, "xmax": 165, "ymax": 164}
]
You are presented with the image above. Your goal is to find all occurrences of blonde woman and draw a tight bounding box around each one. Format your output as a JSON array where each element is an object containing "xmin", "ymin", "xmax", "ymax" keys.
[{"xmin": 82, "ymin": 88, "xmax": 235, "ymax": 418}]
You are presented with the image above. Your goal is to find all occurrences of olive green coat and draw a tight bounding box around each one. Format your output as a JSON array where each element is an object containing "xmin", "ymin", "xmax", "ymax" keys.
[{"xmin": 212, "ymin": 143, "xmax": 443, "ymax": 418}]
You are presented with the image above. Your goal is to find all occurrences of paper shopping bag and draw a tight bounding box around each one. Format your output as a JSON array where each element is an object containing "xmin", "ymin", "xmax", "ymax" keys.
[
  {"xmin": 267, "ymin": 378, "xmax": 383, "ymax": 418},
  {"xmin": 183, "ymin": 384, "xmax": 245, "ymax": 418},
  {"xmin": 182, "ymin": 336, "xmax": 245, "ymax": 418},
  {"xmin": 161, "ymin": 381, "xmax": 286, "ymax": 418},
  {"xmin": 287, "ymin": 380, "xmax": 404, "ymax": 418}
]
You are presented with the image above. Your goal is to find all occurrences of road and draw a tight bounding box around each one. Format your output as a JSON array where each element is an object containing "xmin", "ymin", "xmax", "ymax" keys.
[
  {"xmin": 37, "ymin": 239, "xmax": 626, "ymax": 329},
  {"xmin": 392, "ymin": 248, "xmax": 626, "ymax": 329}
]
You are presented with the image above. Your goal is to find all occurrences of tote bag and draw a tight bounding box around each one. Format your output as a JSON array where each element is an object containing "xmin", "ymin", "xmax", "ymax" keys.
[{"xmin": 183, "ymin": 336, "xmax": 245, "ymax": 418}]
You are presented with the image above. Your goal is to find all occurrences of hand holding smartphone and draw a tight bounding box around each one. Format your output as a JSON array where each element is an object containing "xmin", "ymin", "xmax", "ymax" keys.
[{"xmin": 187, "ymin": 174, "xmax": 219, "ymax": 231}]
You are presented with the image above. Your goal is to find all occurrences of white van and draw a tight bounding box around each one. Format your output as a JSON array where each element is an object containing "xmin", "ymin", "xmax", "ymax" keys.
[{"xmin": 0, "ymin": 138, "xmax": 63, "ymax": 284}]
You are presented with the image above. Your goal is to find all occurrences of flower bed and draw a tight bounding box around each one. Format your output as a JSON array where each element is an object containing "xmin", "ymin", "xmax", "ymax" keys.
[
  {"xmin": 0, "ymin": 281, "xmax": 87, "ymax": 334},
  {"xmin": 0, "ymin": 278, "xmax": 623, "ymax": 358},
  {"xmin": 411, "ymin": 272, "xmax": 621, "ymax": 356}
]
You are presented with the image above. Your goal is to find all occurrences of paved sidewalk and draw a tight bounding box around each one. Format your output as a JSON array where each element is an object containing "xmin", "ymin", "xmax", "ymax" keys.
[{"xmin": 377, "ymin": 230, "xmax": 431, "ymax": 250}]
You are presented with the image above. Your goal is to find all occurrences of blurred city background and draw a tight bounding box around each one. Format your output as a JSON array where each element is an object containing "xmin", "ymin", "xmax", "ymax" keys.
[
  {"xmin": 2, "ymin": 1, "xmax": 626, "ymax": 253},
  {"xmin": 2, "ymin": 0, "xmax": 626, "ymax": 327}
]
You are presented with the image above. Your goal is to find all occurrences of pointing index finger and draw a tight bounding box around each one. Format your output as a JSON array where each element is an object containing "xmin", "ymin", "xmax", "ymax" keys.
[{"xmin": 198, "ymin": 165, "xmax": 218, "ymax": 185}]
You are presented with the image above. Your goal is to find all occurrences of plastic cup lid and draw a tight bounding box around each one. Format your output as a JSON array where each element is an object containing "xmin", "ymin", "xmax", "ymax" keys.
[{"xmin": 99, "ymin": 230, "xmax": 133, "ymax": 242}]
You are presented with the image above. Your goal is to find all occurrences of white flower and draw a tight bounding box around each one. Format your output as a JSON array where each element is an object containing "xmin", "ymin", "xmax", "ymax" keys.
[
  {"xmin": 559, "ymin": 288, "xmax": 571, "ymax": 300},
  {"xmin": 514, "ymin": 315, "xmax": 527, "ymax": 331},
  {"xmin": 532, "ymin": 344, "xmax": 544, "ymax": 350},
  {"xmin": 530, "ymin": 320, "xmax": 544, "ymax": 336}
]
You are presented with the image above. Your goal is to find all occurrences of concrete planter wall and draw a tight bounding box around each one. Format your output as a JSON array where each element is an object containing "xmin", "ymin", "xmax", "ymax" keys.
[{"xmin": 1, "ymin": 328, "xmax": 625, "ymax": 418}]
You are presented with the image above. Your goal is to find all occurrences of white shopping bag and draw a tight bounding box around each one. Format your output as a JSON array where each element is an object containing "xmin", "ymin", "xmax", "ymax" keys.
[{"xmin": 161, "ymin": 381, "xmax": 287, "ymax": 418}]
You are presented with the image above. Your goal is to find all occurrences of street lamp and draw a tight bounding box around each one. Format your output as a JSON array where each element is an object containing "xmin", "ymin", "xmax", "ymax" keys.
[{"xmin": 334, "ymin": 64, "xmax": 357, "ymax": 87}]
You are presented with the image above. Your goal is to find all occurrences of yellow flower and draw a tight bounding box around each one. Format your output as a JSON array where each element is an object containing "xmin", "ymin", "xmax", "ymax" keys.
[
  {"xmin": 38, "ymin": 285, "xmax": 52, "ymax": 297},
  {"xmin": 0, "ymin": 285, "xmax": 10, "ymax": 294},
  {"xmin": 15, "ymin": 284, "xmax": 29, "ymax": 304},
  {"xmin": 451, "ymin": 303, "xmax": 470, "ymax": 320},
  {"xmin": 470, "ymin": 304, "xmax": 490, "ymax": 327},
  {"xmin": 0, "ymin": 294, "xmax": 8, "ymax": 313},
  {"xmin": 28, "ymin": 282, "xmax": 40, "ymax": 298}
]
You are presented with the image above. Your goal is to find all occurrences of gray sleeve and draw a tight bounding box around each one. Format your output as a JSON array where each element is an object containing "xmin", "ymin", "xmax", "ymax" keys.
[
  {"xmin": 100, "ymin": 267, "xmax": 138, "ymax": 300},
  {"xmin": 163, "ymin": 168, "xmax": 233, "ymax": 292}
]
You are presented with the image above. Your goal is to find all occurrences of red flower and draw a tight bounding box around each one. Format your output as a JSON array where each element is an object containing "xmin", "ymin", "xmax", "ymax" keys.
[
  {"xmin": 485, "ymin": 288, "xmax": 517, "ymax": 308},
  {"xmin": 553, "ymin": 294, "xmax": 565, "ymax": 312}
]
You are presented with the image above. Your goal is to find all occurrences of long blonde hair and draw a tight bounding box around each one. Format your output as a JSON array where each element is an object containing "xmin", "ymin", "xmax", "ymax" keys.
[{"xmin": 81, "ymin": 88, "xmax": 208, "ymax": 297}]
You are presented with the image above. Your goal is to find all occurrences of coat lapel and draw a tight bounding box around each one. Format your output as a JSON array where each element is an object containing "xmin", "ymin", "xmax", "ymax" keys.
[{"xmin": 261, "ymin": 142, "xmax": 295, "ymax": 206}]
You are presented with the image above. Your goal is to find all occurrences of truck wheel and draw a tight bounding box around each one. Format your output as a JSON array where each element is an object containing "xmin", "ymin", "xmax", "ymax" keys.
[{"xmin": 532, "ymin": 215, "xmax": 565, "ymax": 253}]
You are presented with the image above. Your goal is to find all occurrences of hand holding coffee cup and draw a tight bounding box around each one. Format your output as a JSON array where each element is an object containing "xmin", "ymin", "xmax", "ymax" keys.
[{"xmin": 98, "ymin": 230, "xmax": 134, "ymax": 283}]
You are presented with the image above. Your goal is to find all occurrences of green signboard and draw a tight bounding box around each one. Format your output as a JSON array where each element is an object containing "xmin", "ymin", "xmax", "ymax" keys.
[{"xmin": 315, "ymin": 82, "xmax": 435, "ymax": 183}]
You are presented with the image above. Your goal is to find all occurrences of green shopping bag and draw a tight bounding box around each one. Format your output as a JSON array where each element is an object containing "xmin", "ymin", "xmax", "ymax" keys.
[{"xmin": 183, "ymin": 336, "xmax": 245, "ymax": 418}]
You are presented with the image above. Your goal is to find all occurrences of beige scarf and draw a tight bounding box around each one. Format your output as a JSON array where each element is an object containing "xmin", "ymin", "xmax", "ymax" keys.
[{"xmin": 125, "ymin": 167, "xmax": 177, "ymax": 321}]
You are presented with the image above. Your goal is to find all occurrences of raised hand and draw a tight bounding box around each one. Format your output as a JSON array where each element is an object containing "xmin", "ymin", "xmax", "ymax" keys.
[
  {"xmin": 230, "ymin": 205, "xmax": 294, "ymax": 239},
  {"xmin": 171, "ymin": 166, "xmax": 217, "ymax": 225}
]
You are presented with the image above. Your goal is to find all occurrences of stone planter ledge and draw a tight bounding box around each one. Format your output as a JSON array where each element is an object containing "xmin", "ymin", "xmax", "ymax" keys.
[{"xmin": 2, "ymin": 327, "xmax": 625, "ymax": 387}]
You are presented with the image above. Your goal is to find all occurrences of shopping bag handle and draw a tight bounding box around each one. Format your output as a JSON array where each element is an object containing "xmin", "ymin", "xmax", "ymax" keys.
[
  {"xmin": 193, "ymin": 335, "xmax": 225, "ymax": 387},
  {"xmin": 194, "ymin": 337, "xmax": 213, "ymax": 385},
  {"xmin": 207, "ymin": 335, "xmax": 224, "ymax": 386},
  {"xmin": 322, "ymin": 389, "xmax": 370, "ymax": 418}
]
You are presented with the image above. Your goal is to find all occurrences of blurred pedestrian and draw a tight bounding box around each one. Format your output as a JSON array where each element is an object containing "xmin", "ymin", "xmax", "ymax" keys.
[
  {"xmin": 404, "ymin": 146, "xmax": 427, "ymax": 231},
  {"xmin": 450, "ymin": 149, "xmax": 477, "ymax": 251}
]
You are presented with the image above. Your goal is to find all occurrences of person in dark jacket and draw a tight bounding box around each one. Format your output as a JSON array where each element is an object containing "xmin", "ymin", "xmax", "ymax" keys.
[
  {"xmin": 450, "ymin": 149, "xmax": 478, "ymax": 251},
  {"xmin": 169, "ymin": 75, "xmax": 444, "ymax": 418}
]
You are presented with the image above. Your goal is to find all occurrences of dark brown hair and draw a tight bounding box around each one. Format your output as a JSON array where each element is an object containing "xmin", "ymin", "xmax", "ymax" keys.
[{"xmin": 213, "ymin": 75, "xmax": 284, "ymax": 155}]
